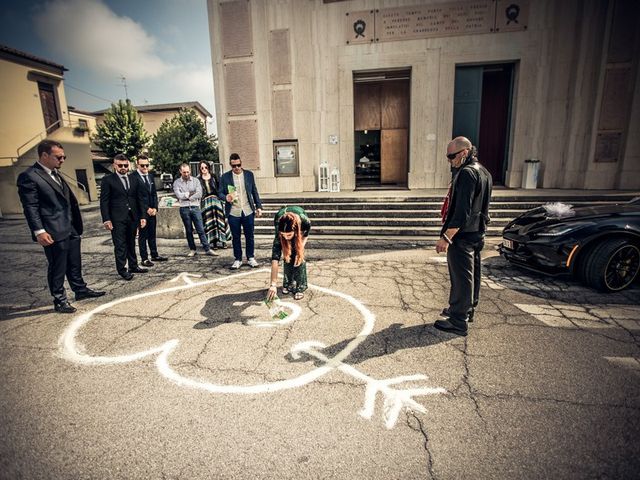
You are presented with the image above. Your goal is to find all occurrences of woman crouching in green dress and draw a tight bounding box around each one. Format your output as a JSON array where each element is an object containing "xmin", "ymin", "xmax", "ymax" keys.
[{"xmin": 266, "ymin": 206, "xmax": 311, "ymax": 301}]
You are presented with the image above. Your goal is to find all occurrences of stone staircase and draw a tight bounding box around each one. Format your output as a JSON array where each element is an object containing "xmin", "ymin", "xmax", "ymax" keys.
[{"xmin": 255, "ymin": 193, "xmax": 638, "ymax": 242}]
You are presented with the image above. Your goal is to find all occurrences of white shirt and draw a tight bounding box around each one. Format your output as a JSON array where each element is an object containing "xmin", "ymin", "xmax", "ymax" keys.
[{"xmin": 230, "ymin": 171, "xmax": 254, "ymax": 217}]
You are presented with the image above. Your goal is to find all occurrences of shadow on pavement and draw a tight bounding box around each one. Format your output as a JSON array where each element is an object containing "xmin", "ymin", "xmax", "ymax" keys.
[
  {"xmin": 0, "ymin": 304, "xmax": 53, "ymax": 321},
  {"xmin": 194, "ymin": 289, "xmax": 267, "ymax": 329},
  {"xmin": 287, "ymin": 322, "xmax": 452, "ymax": 366}
]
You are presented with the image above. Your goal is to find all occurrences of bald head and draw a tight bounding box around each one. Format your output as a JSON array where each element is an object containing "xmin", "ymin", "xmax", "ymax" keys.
[
  {"xmin": 448, "ymin": 136, "xmax": 472, "ymax": 151},
  {"xmin": 446, "ymin": 136, "xmax": 474, "ymax": 168}
]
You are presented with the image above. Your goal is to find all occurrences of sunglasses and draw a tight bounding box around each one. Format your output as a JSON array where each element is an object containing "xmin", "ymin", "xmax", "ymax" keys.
[
  {"xmin": 138, "ymin": 163, "xmax": 150, "ymax": 167},
  {"xmin": 52, "ymin": 154, "xmax": 66, "ymax": 160},
  {"xmin": 231, "ymin": 164, "xmax": 242, "ymax": 168},
  {"xmin": 115, "ymin": 163, "xmax": 129, "ymax": 168},
  {"xmin": 446, "ymin": 149, "xmax": 465, "ymax": 160}
]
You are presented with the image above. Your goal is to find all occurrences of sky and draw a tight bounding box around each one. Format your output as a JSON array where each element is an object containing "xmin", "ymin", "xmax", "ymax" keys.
[{"xmin": 0, "ymin": 0, "xmax": 217, "ymax": 133}]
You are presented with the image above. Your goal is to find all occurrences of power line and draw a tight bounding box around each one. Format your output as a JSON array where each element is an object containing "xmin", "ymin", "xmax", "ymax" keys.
[{"xmin": 64, "ymin": 83, "xmax": 114, "ymax": 104}]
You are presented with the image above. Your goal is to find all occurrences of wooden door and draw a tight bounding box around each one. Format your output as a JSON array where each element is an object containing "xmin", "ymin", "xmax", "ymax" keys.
[
  {"xmin": 380, "ymin": 80, "xmax": 409, "ymax": 184},
  {"xmin": 38, "ymin": 82, "xmax": 59, "ymax": 132},
  {"xmin": 353, "ymin": 83, "xmax": 381, "ymax": 130},
  {"xmin": 381, "ymin": 129, "xmax": 407, "ymax": 184}
]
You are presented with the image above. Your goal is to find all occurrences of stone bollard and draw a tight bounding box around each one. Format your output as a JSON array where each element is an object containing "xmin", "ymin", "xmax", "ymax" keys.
[{"xmin": 156, "ymin": 200, "xmax": 185, "ymax": 239}]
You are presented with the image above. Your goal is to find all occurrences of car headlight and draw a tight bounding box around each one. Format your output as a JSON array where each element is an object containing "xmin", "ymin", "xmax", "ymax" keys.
[{"xmin": 535, "ymin": 222, "xmax": 595, "ymax": 237}]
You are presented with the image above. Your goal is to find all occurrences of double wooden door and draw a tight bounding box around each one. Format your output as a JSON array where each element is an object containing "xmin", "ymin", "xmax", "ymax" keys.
[{"xmin": 354, "ymin": 79, "xmax": 409, "ymax": 185}]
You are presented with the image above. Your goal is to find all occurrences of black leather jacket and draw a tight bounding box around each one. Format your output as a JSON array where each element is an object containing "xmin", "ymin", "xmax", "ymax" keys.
[{"xmin": 440, "ymin": 156, "xmax": 492, "ymax": 236}]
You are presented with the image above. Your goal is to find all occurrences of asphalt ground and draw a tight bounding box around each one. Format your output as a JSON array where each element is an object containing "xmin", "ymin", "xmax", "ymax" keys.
[{"xmin": 0, "ymin": 209, "xmax": 639, "ymax": 479}]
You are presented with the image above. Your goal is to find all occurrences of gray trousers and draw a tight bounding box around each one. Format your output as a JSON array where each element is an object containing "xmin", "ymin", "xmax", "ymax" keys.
[{"xmin": 446, "ymin": 233, "xmax": 484, "ymax": 323}]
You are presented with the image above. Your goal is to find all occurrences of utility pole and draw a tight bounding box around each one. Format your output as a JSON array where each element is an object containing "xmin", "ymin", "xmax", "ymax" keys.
[{"xmin": 120, "ymin": 76, "xmax": 129, "ymax": 100}]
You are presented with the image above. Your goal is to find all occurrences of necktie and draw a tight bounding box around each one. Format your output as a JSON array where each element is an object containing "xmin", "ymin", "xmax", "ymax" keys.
[
  {"xmin": 122, "ymin": 175, "xmax": 129, "ymax": 190},
  {"xmin": 51, "ymin": 170, "xmax": 61, "ymax": 185},
  {"xmin": 144, "ymin": 175, "xmax": 151, "ymax": 190}
]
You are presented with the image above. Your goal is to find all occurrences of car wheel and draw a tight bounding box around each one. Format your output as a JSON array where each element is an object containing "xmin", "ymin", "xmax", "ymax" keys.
[{"xmin": 582, "ymin": 239, "xmax": 640, "ymax": 292}]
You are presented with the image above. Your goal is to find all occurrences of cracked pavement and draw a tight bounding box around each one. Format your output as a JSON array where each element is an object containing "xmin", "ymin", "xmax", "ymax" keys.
[{"xmin": 0, "ymin": 209, "xmax": 639, "ymax": 479}]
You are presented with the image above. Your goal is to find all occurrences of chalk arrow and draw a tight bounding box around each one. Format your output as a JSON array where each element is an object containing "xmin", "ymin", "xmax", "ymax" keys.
[
  {"xmin": 169, "ymin": 272, "xmax": 203, "ymax": 285},
  {"xmin": 291, "ymin": 341, "xmax": 447, "ymax": 429}
]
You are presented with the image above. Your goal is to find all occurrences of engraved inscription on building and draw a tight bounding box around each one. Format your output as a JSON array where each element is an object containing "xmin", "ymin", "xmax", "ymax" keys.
[
  {"xmin": 346, "ymin": 1, "xmax": 528, "ymax": 44},
  {"xmin": 378, "ymin": 1, "xmax": 494, "ymax": 42}
]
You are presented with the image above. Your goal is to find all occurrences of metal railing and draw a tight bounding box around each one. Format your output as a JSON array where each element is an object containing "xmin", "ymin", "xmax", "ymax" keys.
[{"xmin": 16, "ymin": 119, "xmax": 64, "ymax": 159}]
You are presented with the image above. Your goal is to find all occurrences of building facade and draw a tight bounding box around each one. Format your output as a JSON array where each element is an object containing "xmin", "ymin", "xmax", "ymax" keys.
[
  {"xmin": 207, "ymin": 0, "xmax": 640, "ymax": 193},
  {"xmin": 0, "ymin": 45, "xmax": 97, "ymax": 215}
]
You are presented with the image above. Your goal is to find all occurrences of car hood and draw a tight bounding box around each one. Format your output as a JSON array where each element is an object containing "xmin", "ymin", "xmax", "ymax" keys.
[{"xmin": 506, "ymin": 202, "xmax": 640, "ymax": 233}]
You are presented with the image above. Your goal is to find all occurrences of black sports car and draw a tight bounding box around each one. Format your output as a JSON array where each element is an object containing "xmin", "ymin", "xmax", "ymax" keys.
[{"xmin": 499, "ymin": 197, "xmax": 640, "ymax": 292}]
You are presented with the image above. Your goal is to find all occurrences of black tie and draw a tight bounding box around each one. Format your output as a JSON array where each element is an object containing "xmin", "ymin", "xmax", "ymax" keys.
[
  {"xmin": 51, "ymin": 170, "xmax": 61, "ymax": 185},
  {"xmin": 122, "ymin": 175, "xmax": 129, "ymax": 191},
  {"xmin": 144, "ymin": 175, "xmax": 151, "ymax": 190}
]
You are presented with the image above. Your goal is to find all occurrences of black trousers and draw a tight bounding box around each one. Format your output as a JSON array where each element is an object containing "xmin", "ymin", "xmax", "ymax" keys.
[
  {"xmin": 111, "ymin": 213, "xmax": 139, "ymax": 274},
  {"xmin": 446, "ymin": 232, "xmax": 484, "ymax": 323},
  {"xmin": 43, "ymin": 232, "xmax": 87, "ymax": 304},
  {"xmin": 138, "ymin": 215, "xmax": 158, "ymax": 260}
]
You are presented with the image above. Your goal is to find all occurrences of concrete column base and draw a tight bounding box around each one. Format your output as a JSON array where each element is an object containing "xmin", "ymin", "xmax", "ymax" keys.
[{"xmin": 156, "ymin": 207, "xmax": 185, "ymax": 239}]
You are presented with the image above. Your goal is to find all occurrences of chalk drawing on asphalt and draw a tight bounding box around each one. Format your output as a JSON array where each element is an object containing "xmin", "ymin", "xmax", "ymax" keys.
[{"xmin": 59, "ymin": 269, "xmax": 446, "ymax": 428}]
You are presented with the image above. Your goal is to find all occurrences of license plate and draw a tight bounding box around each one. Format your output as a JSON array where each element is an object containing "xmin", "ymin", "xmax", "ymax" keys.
[{"xmin": 503, "ymin": 238, "xmax": 514, "ymax": 250}]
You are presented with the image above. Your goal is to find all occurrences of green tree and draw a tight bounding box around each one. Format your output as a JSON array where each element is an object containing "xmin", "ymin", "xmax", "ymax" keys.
[
  {"xmin": 149, "ymin": 108, "xmax": 218, "ymax": 175},
  {"xmin": 93, "ymin": 99, "xmax": 149, "ymax": 161}
]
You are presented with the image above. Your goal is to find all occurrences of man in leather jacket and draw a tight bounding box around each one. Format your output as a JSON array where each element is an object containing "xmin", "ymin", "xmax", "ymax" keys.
[{"xmin": 434, "ymin": 136, "xmax": 492, "ymax": 336}]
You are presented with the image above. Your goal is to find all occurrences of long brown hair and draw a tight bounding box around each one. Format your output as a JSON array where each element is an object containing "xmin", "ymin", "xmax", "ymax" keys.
[{"xmin": 279, "ymin": 212, "xmax": 305, "ymax": 266}]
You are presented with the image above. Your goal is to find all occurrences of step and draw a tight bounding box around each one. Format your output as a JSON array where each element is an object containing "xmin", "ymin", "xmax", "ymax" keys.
[
  {"xmin": 255, "ymin": 217, "xmax": 510, "ymax": 227},
  {"xmin": 258, "ymin": 208, "xmax": 524, "ymax": 218},
  {"xmin": 260, "ymin": 200, "xmax": 628, "ymax": 211},
  {"xmin": 260, "ymin": 194, "xmax": 637, "ymax": 204},
  {"xmin": 254, "ymin": 225, "xmax": 504, "ymax": 236}
]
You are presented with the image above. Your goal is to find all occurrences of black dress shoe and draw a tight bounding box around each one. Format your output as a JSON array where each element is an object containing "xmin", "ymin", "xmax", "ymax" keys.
[
  {"xmin": 129, "ymin": 267, "xmax": 148, "ymax": 273},
  {"xmin": 141, "ymin": 259, "xmax": 154, "ymax": 267},
  {"xmin": 120, "ymin": 272, "xmax": 134, "ymax": 281},
  {"xmin": 441, "ymin": 307, "xmax": 474, "ymax": 322},
  {"xmin": 54, "ymin": 301, "xmax": 77, "ymax": 314},
  {"xmin": 434, "ymin": 319, "xmax": 468, "ymax": 336},
  {"xmin": 151, "ymin": 255, "xmax": 168, "ymax": 261},
  {"xmin": 75, "ymin": 289, "xmax": 106, "ymax": 301}
]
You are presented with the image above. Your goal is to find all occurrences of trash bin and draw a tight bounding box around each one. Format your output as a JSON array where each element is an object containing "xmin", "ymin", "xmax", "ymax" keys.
[{"xmin": 522, "ymin": 158, "xmax": 540, "ymax": 189}]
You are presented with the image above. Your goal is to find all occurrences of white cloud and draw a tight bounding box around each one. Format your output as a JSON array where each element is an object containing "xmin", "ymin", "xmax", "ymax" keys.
[
  {"xmin": 34, "ymin": 0, "xmax": 170, "ymax": 79},
  {"xmin": 171, "ymin": 65, "xmax": 214, "ymax": 103}
]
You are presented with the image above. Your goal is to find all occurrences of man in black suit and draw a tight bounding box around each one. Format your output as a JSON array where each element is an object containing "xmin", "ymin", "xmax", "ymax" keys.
[
  {"xmin": 129, "ymin": 154, "xmax": 168, "ymax": 267},
  {"xmin": 100, "ymin": 154, "xmax": 149, "ymax": 280},
  {"xmin": 17, "ymin": 140, "xmax": 105, "ymax": 313}
]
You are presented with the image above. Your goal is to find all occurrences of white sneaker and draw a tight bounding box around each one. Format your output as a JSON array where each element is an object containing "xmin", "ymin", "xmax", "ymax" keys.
[
  {"xmin": 248, "ymin": 257, "xmax": 259, "ymax": 268},
  {"xmin": 187, "ymin": 250, "xmax": 196, "ymax": 257},
  {"xmin": 230, "ymin": 260, "xmax": 242, "ymax": 270},
  {"xmin": 205, "ymin": 249, "xmax": 218, "ymax": 256}
]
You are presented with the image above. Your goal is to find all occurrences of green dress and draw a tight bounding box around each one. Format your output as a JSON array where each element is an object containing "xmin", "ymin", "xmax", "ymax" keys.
[{"xmin": 271, "ymin": 206, "xmax": 311, "ymax": 293}]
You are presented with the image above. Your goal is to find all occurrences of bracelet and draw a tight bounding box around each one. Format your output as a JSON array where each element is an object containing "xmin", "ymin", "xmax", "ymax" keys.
[
  {"xmin": 442, "ymin": 233, "xmax": 453, "ymax": 245},
  {"xmin": 269, "ymin": 282, "xmax": 277, "ymax": 288}
]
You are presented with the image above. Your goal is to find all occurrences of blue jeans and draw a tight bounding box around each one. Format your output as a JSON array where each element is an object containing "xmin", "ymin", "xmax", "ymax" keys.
[
  {"xmin": 179, "ymin": 206, "xmax": 210, "ymax": 251},
  {"xmin": 227, "ymin": 212, "xmax": 255, "ymax": 261}
]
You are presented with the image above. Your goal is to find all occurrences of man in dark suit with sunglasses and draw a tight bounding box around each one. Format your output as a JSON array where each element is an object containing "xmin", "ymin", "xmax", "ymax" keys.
[
  {"xmin": 17, "ymin": 140, "xmax": 105, "ymax": 313},
  {"xmin": 100, "ymin": 154, "xmax": 149, "ymax": 280},
  {"xmin": 129, "ymin": 155, "xmax": 168, "ymax": 267},
  {"xmin": 434, "ymin": 136, "xmax": 492, "ymax": 336}
]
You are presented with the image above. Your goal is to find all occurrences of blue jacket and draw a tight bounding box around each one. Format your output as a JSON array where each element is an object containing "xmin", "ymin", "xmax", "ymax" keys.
[{"xmin": 218, "ymin": 169, "xmax": 262, "ymax": 216}]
